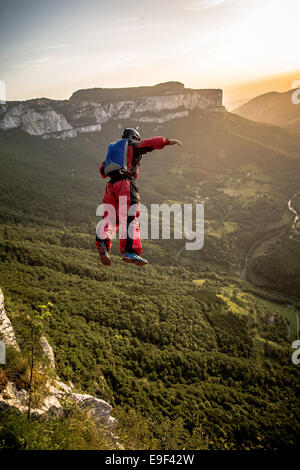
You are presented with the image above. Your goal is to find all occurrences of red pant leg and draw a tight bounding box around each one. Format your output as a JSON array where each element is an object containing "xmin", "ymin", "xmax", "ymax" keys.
[
  {"xmin": 112, "ymin": 179, "xmax": 142, "ymax": 255},
  {"xmin": 96, "ymin": 181, "xmax": 119, "ymax": 252}
]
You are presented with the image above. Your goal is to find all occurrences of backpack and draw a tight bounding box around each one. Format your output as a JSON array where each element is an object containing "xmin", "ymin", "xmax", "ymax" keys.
[{"xmin": 104, "ymin": 139, "xmax": 129, "ymax": 175}]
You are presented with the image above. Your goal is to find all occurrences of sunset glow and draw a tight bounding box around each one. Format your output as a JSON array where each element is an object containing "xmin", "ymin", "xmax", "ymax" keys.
[{"xmin": 0, "ymin": 0, "xmax": 299, "ymax": 101}]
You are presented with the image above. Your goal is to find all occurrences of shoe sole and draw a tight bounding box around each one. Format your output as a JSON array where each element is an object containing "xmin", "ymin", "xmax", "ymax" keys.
[
  {"xmin": 122, "ymin": 257, "xmax": 148, "ymax": 266},
  {"xmin": 97, "ymin": 245, "xmax": 111, "ymax": 266}
]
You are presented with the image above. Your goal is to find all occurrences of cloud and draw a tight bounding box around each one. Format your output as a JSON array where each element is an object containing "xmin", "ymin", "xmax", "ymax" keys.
[
  {"xmin": 165, "ymin": 29, "xmax": 215, "ymax": 59},
  {"xmin": 39, "ymin": 43, "xmax": 69, "ymax": 51},
  {"xmin": 184, "ymin": 0, "xmax": 226, "ymax": 10},
  {"xmin": 94, "ymin": 52, "xmax": 141, "ymax": 72},
  {"xmin": 111, "ymin": 17, "xmax": 139, "ymax": 25},
  {"xmin": 10, "ymin": 55, "xmax": 84, "ymax": 71}
]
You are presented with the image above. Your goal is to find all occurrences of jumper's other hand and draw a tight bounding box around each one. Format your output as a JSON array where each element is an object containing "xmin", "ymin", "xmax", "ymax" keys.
[{"xmin": 168, "ymin": 139, "xmax": 182, "ymax": 146}]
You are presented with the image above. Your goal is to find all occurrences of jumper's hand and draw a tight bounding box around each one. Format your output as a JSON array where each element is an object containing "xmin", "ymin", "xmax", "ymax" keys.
[{"xmin": 168, "ymin": 139, "xmax": 182, "ymax": 146}]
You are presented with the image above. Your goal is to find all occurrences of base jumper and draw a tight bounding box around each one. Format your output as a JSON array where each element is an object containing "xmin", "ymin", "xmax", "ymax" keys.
[{"xmin": 96, "ymin": 127, "xmax": 182, "ymax": 266}]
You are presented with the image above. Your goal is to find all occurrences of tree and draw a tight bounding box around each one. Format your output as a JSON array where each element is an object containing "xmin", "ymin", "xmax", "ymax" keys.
[{"xmin": 24, "ymin": 302, "xmax": 53, "ymax": 421}]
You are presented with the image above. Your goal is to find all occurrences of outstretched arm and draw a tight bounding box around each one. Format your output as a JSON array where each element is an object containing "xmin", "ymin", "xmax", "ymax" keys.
[{"xmin": 134, "ymin": 136, "xmax": 182, "ymax": 156}]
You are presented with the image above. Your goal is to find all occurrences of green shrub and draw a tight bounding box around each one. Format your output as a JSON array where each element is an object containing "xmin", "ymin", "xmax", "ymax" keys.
[{"xmin": 0, "ymin": 404, "xmax": 116, "ymax": 450}]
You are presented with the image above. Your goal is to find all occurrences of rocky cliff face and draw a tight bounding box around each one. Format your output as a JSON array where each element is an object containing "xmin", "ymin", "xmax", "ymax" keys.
[
  {"xmin": 0, "ymin": 289, "xmax": 20, "ymax": 352},
  {"xmin": 0, "ymin": 82, "xmax": 224, "ymax": 139}
]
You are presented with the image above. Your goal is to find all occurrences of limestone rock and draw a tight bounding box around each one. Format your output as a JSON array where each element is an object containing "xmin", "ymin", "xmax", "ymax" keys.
[
  {"xmin": 0, "ymin": 105, "xmax": 72, "ymax": 136},
  {"xmin": 0, "ymin": 381, "xmax": 63, "ymax": 417},
  {"xmin": 0, "ymin": 288, "xmax": 20, "ymax": 351},
  {"xmin": 0, "ymin": 83, "xmax": 224, "ymax": 139},
  {"xmin": 138, "ymin": 110, "xmax": 189, "ymax": 123},
  {"xmin": 67, "ymin": 392, "xmax": 117, "ymax": 429},
  {"xmin": 40, "ymin": 335, "xmax": 55, "ymax": 369}
]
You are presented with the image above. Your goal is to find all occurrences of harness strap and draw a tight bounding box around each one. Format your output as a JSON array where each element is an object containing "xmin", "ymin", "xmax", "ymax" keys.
[{"xmin": 108, "ymin": 170, "xmax": 134, "ymax": 183}]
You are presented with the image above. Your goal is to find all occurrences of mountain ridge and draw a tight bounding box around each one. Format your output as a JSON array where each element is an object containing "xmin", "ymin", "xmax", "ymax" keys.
[
  {"xmin": 233, "ymin": 88, "xmax": 300, "ymax": 130},
  {"xmin": 0, "ymin": 82, "xmax": 224, "ymax": 140}
]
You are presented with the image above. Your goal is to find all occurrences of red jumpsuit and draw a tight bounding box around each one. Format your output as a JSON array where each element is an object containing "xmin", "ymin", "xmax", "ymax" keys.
[{"xmin": 96, "ymin": 136, "xmax": 170, "ymax": 255}]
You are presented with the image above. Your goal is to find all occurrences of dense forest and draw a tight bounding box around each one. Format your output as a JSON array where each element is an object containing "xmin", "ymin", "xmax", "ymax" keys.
[{"xmin": 0, "ymin": 109, "xmax": 299, "ymax": 449}]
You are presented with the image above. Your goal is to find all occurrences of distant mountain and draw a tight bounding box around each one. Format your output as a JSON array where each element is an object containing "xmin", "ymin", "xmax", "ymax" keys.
[
  {"xmin": 233, "ymin": 89, "xmax": 300, "ymax": 129},
  {"xmin": 0, "ymin": 81, "xmax": 224, "ymax": 140},
  {"xmin": 223, "ymin": 69, "xmax": 300, "ymax": 110}
]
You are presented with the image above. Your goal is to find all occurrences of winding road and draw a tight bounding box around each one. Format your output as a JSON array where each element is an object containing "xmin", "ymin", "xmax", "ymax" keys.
[
  {"xmin": 287, "ymin": 305, "xmax": 300, "ymax": 340},
  {"xmin": 288, "ymin": 192, "xmax": 300, "ymax": 243},
  {"xmin": 240, "ymin": 195, "xmax": 300, "ymax": 340},
  {"xmin": 241, "ymin": 247, "xmax": 250, "ymax": 281},
  {"xmin": 242, "ymin": 192, "xmax": 300, "ymax": 280}
]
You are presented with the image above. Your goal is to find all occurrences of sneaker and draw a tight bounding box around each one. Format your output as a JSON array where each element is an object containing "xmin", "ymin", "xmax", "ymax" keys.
[
  {"xmin": 122, "ymin": 252, "xmax": 148, "ymax": 266},
  {"xmin": 97, "ymin": 242, "xmax": 111, "ymax": 267}
]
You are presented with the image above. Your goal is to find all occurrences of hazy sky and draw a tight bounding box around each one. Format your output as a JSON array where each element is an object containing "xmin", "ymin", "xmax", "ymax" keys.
[{"xmin": 0, "ymin": 0, "xmax": 299, "ymax": 100}]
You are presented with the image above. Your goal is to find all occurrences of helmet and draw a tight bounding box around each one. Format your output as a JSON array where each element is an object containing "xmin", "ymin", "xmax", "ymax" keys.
[{"xmin": 121, "ymin": 127, "xmax": 141, "ymax": 141}]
